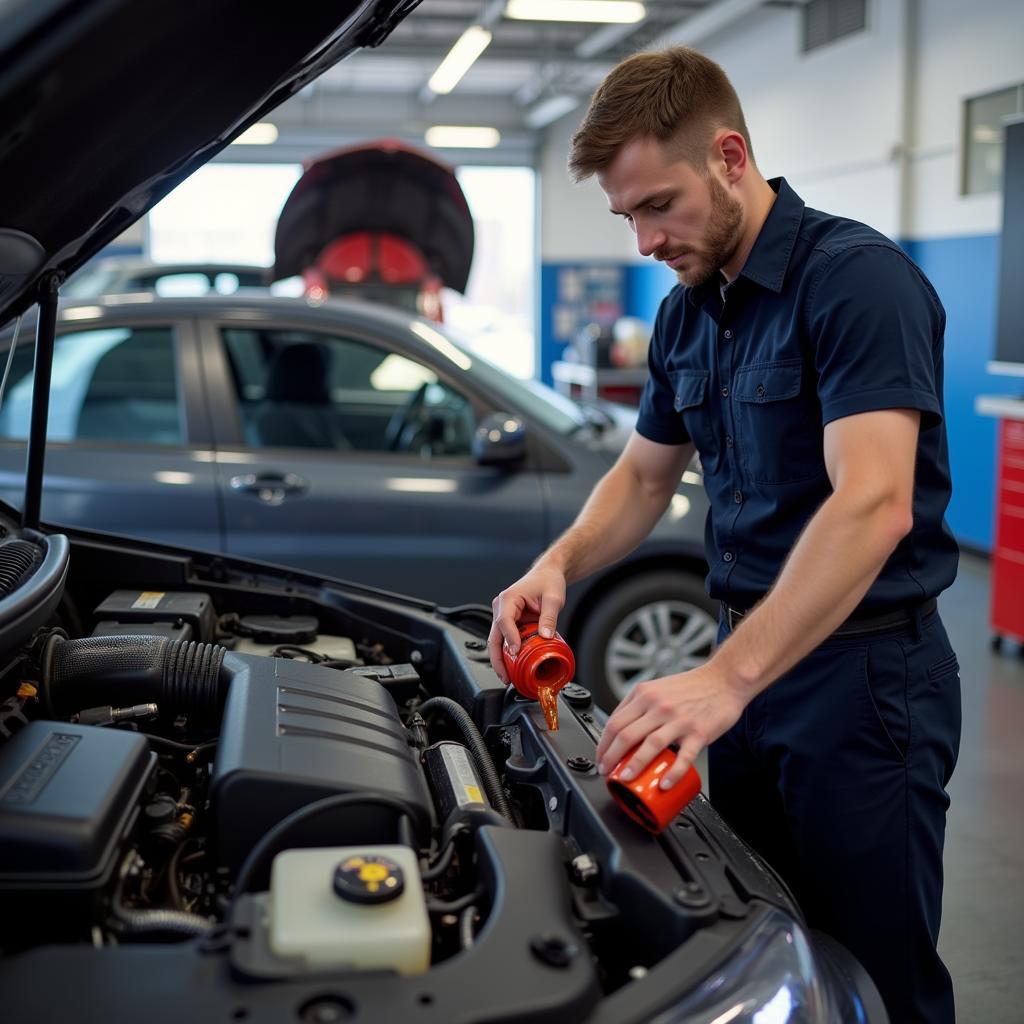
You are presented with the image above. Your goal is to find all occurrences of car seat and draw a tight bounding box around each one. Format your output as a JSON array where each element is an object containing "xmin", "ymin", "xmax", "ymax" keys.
[{"xmin": 251, "ymin": 342, "xmax": 349, "ymax": 450}]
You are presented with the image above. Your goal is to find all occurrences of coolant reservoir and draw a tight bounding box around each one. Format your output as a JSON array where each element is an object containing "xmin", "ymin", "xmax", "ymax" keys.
[{"xmin": 269, "ymin": 845, "xmax": 430, "ymax": 974}]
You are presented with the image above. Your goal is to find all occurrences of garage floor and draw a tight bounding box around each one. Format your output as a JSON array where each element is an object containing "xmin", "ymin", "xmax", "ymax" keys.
[{"xmin": 937, "ymin": 552, "xmax": 1023, "ymax": 1021}]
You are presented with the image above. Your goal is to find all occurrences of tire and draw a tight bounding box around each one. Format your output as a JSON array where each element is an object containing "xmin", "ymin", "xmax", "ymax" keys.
[{"xmin": 575, "ymin": 571, "xmax": 719, "ymax": 712}]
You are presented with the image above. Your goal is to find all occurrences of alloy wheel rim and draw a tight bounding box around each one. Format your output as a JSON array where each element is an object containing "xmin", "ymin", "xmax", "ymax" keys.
[{"xmin": 604, "ymin": 599, "xmax": 718, "ymax": 702}]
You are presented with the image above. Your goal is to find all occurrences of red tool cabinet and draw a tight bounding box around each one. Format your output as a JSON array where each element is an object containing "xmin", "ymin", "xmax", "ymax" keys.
[{"xmin": 991, "ymin": 416, "xmax": 1024, "ymax": 647}]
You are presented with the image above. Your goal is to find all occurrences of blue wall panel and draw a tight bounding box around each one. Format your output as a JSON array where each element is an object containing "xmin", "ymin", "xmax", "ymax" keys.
[
  {"xmin": 624, "ymin": 262, "xmax": 677, "ymax": 326},
  {"xmin": 903, "ymin": 234, "xmax": 1005, "ymax": 552}
]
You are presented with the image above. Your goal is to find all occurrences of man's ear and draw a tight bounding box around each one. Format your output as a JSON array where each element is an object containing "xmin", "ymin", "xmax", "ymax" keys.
[{"xmin": 715, "ymin": 130, "xmax": 748, "ymax": 183}]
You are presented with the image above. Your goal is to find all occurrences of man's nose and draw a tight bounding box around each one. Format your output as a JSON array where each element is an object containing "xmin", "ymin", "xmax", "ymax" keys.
[{"xmin": 636, "ymin": 222, "xmax": 666, "ymax": 258}]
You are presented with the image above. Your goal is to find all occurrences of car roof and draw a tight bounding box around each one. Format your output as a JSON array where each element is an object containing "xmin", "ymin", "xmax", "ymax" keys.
[
  {"xmin": 0, "ymin": 293, "xmax": 441, "ymax": 342},
  {"xmin": 0, "ymin": 0, "xmax": 418, "ymax": 329}
]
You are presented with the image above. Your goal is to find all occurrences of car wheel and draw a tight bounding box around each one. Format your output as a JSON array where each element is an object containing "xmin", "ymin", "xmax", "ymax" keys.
[{"xmin": 575, "ymin": 572, "xmax": 719, "ymax": 711}]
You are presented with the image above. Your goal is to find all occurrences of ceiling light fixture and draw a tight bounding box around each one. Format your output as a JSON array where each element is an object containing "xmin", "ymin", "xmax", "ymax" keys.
[
  {"xmin": 505, "ymin": 0, "xmax": 645, "ymax": 23},
  {"xmin": 232, "ymin": 122, "xmax": 279, "ymax": 145},
  {"xmin": 427, "ymin": 25, "xmax": 493, "ymax": 95},
  {"xmin": 526, "ymin": 94, "xmax": 581, "ymax": 129},
  {"xmin": 424, "ymin": 126, "xmax": 501, "ymax": 149}
]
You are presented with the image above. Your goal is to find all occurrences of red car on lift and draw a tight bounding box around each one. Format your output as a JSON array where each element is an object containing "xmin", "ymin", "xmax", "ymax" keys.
[{"xmin": 273, "ymin": 140, "xmax": 475, "ymax": 322}]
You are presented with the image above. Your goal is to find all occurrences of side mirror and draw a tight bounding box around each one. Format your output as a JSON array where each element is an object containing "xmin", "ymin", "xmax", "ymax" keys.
[{"xmin": 472, "ymin": 412, "xmax": 527, "ymax": 465}]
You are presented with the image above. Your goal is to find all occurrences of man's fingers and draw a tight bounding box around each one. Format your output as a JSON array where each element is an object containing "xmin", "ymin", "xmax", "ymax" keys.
[
  {"xmin": 537, "ymin": 590, "xmax": 563, "ymax": 639},
  {"xmin": 658, "ymin": 737, "xmax": 703, "ymax": 790},
  {"xmin": 487, "ymin": 620, "xmax": 510, "ymax": 683},
  {"xmin": 609, "ymin": 726, "xmax": 676, "ymax": 783},
  {"xmin": 596, "ymin": 702, "xmax": 651, "ymax": 774}
]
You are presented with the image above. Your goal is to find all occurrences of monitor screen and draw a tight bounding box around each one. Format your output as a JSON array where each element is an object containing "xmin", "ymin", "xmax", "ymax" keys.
[{"xmin": 991, "ymin": 116, "xmax": 1024, "ymax": 376}]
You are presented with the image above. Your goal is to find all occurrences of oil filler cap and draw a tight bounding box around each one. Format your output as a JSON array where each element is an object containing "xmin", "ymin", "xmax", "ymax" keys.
[{"xmin": 333, "ymin": 854, "xmax": 405, "ymax": 904}]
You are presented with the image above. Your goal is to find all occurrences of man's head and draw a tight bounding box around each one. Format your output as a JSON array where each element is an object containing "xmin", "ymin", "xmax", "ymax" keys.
[{"xmin": 569, "ymin": 48, "xmax": 763, "ymax": 287}]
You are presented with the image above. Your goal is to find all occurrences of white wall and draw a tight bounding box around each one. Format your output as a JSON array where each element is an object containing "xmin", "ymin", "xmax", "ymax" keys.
[
  {"xmin": 908, "ymin": 0, "xmax": 1024, "ymax": 237},
  {"xmin": 539, "ymin": 110, "xmax": 637, "ymax": 262},
  {"xmin": 537, "ymin": 0, "xmax": 1024, "ymax": 257}
]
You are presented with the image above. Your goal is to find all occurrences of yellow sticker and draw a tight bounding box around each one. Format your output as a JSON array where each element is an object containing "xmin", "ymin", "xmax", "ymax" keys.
[
  {"xmin": 465, "ymin": 785, "xmax": 483, "ymax": 803},
  {"xmin": 131, "ymin": 591, "xmax": 165, "ymax": 610}
]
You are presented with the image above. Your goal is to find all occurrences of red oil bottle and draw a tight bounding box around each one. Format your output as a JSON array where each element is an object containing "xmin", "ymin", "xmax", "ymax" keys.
[
  {"xmin": 502, "ymin": 622, "xmax": 575, "ymax": 730},
  {"xmin": 607, "ymin": 746, "xmax": 702, "ymax": 834}
]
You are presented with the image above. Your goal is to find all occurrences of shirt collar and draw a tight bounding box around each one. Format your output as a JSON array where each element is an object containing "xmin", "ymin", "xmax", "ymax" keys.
[{"xmin": 686, "ymin": 177, "xmax": 805, "ymax": 307}]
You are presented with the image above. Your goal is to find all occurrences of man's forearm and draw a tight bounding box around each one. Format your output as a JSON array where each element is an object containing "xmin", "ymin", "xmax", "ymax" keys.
[
  {"xmin": 537, "ymin": 454, "xmax": 681, "ymax": 584},
  {"xmin": 712, "ymin": 488, "xmax": 912, "ymax": 700}
]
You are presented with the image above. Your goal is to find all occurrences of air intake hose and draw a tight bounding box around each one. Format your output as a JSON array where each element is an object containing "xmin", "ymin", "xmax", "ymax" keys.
[{"xmin": 42, "ymin": 634, "xmax": 228, "ymax": 722}]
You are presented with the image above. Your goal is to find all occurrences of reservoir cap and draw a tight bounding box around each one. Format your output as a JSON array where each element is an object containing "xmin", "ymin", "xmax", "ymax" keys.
[{"xmin": 333, "ymin": 853, "xmax": 405, "ymax": 904}]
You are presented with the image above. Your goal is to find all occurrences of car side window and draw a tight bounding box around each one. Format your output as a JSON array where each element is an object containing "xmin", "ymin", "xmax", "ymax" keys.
[
  {"xmin": 221, "ymin": 327, "xmax": 476, "ymax": 457},
  {"xmin": 0, "ymin": 326, "xmax": 183, "ymax": 445}
]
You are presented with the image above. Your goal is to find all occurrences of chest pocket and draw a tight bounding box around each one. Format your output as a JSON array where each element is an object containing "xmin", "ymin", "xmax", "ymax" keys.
[
  {"xmin": 668, "ymin": 369, "xmax": 719, "ymax": 475},
  {"xmin": 733, "ymin": 360, "xmax": 826, "ymax": 484}
]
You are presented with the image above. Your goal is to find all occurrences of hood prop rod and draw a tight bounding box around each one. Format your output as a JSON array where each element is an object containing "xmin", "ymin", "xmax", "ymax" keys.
[{"xmin": 22, "ymin": 272, "xmax": 62, "ymax": 531}]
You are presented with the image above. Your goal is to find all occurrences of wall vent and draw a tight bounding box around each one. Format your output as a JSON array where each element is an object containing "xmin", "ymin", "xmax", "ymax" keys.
[{"xmin": 802, "ymin": 0, "xmax": 867, "ymax": 53}]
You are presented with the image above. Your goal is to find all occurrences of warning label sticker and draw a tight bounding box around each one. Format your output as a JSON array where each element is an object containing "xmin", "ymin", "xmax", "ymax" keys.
[{"xmin": 131, "ymin": 591, "xmax": 165, "ymax": 610}]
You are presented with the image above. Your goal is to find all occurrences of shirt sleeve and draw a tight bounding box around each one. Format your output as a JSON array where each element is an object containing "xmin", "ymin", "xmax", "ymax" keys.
[
  {"xmin": 635, "ymin": 289, "xmax": 692, "ymax": 445},
  {"xmin": 807, "ymin": 244, "xmax": 945, "ymax": 430}
]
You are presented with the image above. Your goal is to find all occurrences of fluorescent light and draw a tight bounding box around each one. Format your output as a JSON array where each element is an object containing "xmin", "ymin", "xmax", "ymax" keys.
[
  {"xmin": 232, "ymin": 122, "xmax": 279, "ymax": 145},
  {"xmin": 506, "ymin": 0, "xmax": 645, "ymax": 23},
  {"xmin": 425, "ymin": 125, "xmax": 501, "ymax": 149},
  {"xmin": 526, "ymin": 94, "xmax": 581, "ymax": 129},
  {"xmin": 427, "ymin": 25, "xmax": 492, "ymax": 95}
]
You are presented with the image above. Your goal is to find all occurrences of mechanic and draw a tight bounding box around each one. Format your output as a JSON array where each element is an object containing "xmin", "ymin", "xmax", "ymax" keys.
[{"xmin": 488, "ymin": 47, "xmax": 961, "ymax": 1023}]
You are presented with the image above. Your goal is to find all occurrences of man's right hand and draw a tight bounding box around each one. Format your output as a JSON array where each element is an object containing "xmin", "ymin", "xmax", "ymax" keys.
[{"xmin": 488, "ymin": 562, "xmax": 568, "ymax": 683}]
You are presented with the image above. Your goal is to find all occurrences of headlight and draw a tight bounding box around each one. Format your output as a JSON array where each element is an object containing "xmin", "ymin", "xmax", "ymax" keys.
[{"xmin": 648, "ymin": 908, "xmax": 867, "ymax": 1023}]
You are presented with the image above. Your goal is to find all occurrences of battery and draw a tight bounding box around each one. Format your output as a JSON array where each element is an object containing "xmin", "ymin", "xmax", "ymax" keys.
[
  {"xmin": 422, "ymin": 741, "xmax": 497, "ymax": 833},
  {"xmin": 92, "ymin": 590, "xmax": 216, "ymax": 644},
  {"xmin": 91, "ymin": 620, "xmax": 192, "ymax": 643}
]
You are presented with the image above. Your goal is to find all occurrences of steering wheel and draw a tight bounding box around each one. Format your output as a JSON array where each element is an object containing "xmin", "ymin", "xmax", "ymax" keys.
[{"xmin": 384, "ymin": 382, "xmax": 430, "ymax": 451}]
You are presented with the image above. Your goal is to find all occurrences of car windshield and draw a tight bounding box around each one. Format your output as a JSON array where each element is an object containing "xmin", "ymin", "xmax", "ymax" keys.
[{"xmin": 440, "ymin": 324, "xmax": 588, "ymax": 434}]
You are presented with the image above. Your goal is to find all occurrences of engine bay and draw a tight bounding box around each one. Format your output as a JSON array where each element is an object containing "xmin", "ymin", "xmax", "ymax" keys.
[{"xmin": 0, "ymin": 522, "xmax": 875, "ymax": 1023}]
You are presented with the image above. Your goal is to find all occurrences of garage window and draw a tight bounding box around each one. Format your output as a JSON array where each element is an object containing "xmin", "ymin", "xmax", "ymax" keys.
[{"xmin": 963, "ymin": 84, "xmax": 1024, "ymax": 195}]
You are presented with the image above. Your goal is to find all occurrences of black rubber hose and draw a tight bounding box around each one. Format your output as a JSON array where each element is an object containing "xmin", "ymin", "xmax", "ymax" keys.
[
  {"xmin": 231, "ymin": 794, "xmax": 418, "ymax": 906},
  {"xmin": 43, "ymin": 635, "xmax": 228, "ymax": 722},
  {"xmin": 417, "ymin": 696, "xmax": 513, "ymax": 821},
  {"xmin": 112, "ymin": 907, "xmax": 212, "ymax": 941}
]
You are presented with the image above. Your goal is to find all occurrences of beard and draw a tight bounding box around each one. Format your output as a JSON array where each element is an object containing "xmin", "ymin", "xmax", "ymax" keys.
[{"xmin": 658, "ymin": 175, "xmax": 744, "ymax": 288}]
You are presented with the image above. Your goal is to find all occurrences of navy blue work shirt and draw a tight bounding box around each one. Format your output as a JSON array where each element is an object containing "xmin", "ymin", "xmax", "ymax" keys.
[{"xmin": 636, "ymin": 178, "xmax": 958, "ymax": 611}]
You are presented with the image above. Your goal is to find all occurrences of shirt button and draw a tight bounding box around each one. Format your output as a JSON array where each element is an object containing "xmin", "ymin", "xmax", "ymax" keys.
[
  {"xmin": 720, "ymin": 387, "xmax": 729, "ymax": 398},
  {"xmin": 723, "ymin": 329, "xmax": 733, "ymax": 340},
  {"xmin": 726, "ymin": 435, "xmax": 734, "ymax": 447},
  {"xmin": 723, "ymin": 552, "xmax": 734, "ymax": 563},
  {"xmin": 734, "ymin": 490, "xmax": 743, "ymax": 504}
]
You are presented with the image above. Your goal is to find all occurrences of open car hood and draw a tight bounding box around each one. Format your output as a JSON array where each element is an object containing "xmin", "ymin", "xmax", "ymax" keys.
[
  {"xmin": 273, "ymin": 140, "xmax": 475, "ymax": 292},
  {"xmin": 0, "ymin": 0, "xmax": 419, "ymax": 328}
]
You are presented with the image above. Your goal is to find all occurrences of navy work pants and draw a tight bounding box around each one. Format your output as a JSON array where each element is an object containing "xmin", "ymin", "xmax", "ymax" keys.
[{"xmin": 709, "ymin": 609, "xmax": 961, "ymax": 1023}]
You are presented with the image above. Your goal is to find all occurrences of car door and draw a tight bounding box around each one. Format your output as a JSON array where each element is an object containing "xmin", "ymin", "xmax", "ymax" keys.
[
  {"xmin": 198, "ymin": 313, "xmax": 547, "ymax": 606},
  {"xmin": 0, "ymin": 315, "xmax": 222, "ymax": 551}
]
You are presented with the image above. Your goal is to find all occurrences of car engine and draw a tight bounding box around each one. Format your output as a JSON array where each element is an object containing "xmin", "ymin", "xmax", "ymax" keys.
[{"xmin": 0, "ymin": 524, "xmax": 887, "ymax": 1023}]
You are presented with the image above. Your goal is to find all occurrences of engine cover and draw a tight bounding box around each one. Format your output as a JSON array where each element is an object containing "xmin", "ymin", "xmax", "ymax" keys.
[{"xmin": 211, "ymin": 654, "xmax": 433, "ymax": 871}]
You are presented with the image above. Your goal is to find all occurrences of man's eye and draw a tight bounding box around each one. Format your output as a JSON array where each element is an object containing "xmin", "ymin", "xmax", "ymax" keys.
[{"xmin": 650, "ymin": 201, "xmax": 670, "ymax": 213}]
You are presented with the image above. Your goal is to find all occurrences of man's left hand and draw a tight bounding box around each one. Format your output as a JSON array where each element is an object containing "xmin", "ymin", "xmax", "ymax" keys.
[{"xmin": 595, "ymin": 664, "xmax": 748, "ymax": 789}]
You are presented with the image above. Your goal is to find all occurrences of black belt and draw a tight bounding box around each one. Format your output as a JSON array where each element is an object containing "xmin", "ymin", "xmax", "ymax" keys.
[{"xmin": 724, "ymin": 597, "xmax": 937, "ymax": 637}]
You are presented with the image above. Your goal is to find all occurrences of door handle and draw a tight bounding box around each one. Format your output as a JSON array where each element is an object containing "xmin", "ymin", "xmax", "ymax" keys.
[{"xmin": 230, "ymin": 472, "xmax": 308, "ymax": 506}]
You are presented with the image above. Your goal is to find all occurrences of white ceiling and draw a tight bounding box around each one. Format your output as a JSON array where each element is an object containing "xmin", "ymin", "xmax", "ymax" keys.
[{"xmin": 219, "ymin": 0, "xmax": 796, "ymax": 166}]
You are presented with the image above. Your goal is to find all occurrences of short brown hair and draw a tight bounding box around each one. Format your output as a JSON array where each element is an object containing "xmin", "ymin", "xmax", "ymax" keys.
[{"xmin": 568, "ymin": 47, "xmax": 753, "ymax": 181}]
